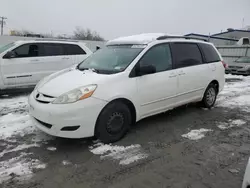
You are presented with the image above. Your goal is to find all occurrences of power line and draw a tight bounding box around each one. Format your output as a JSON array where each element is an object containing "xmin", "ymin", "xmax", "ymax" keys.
[{"xmin": 0, "ymin": 16, "xmax": 7, "ymax": 35}]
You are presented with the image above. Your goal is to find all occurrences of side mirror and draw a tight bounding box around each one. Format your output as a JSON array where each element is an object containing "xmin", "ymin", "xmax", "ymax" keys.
[
  {"xmin": 136, "ymin": 64, "xmax": 156, "ymax": 76},
  {"xmin": 96, "ymin": 46, "xmax": 101, "ymax": 51},
  {"xmin": 3, "ymin": 51, "xmax": 16, "ymax": 59}
]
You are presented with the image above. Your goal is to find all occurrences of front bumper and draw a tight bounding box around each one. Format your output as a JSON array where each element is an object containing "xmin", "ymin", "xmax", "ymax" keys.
[
  {"xmin": 225, "ymin": 69, "xmax": 250, "ymax": 76},
  {"xmin": 28, "ymin": 93, "xmax": 107, "ymax": 138}
]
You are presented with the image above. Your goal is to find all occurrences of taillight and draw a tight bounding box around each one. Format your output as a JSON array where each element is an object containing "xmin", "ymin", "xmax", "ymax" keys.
[{"xmin": 221, "ymin": 61, "xmax": 227, "ymax": 68}]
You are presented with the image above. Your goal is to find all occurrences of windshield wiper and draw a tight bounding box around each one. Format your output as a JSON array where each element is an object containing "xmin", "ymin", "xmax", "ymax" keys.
[{"xmin": 78, "ymin": 67, "xmax": 99, "ymax": 73}]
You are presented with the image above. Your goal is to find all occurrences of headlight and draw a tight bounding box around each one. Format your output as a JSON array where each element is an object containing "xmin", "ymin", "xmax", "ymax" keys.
[{"xmin": 52, "ymin": 85, "xmax": 97, "ymax": 104}]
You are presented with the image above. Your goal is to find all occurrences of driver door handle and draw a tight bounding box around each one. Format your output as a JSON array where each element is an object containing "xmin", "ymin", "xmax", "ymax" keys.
[
  {"xmin": 30, "ymin": 59, "xmax": 39, "ymax": 62},
  {"xmin": 178, "ymin": 70, "xmax": 186, "ymax": 76},
  {"xmin": 169, "ymin": 72, "xmax": 177, "ymax": 78}
]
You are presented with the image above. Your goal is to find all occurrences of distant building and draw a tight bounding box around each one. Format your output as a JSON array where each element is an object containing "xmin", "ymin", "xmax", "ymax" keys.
[{"xmin": 185, "ymin": 26, "xmax": 250, "ymax": 46}]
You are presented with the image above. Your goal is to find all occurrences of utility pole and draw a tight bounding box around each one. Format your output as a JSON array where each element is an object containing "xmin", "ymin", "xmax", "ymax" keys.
[{"xmin": 0, "ymin": 16, "xmax": 7, "ymax": 35}]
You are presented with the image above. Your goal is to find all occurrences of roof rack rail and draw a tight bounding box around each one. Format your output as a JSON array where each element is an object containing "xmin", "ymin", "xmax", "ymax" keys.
[
  {"xmin": 157, "ymin": 35, "xmax": 208, "ymax": 42},
  {"xmin": 34, "ymin": 38, "xmax": 80, "ymax": 42}
]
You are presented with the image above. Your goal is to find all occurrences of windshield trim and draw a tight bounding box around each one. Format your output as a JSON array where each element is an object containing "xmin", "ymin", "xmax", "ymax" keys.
[{"xmin": 0, "ymin": 42, "xmax": 16, "ymax": 54}]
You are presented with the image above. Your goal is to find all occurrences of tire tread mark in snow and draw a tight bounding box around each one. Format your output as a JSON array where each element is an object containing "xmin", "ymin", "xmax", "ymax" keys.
[{"xmin": 102, "ymin": 155, "xmax": 162, "ymax": 184}]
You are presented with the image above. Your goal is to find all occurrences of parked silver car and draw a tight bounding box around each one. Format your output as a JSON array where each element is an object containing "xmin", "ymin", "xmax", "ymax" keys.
[{"xmin": 225, "ymin": 56, "xmax": 250, "ymax": 76}]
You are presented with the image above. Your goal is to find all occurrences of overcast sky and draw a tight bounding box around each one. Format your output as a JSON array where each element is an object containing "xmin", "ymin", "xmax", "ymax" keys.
[{"xmin": 1, "ymin": 0, "xmax": 250, "ymax": 39}]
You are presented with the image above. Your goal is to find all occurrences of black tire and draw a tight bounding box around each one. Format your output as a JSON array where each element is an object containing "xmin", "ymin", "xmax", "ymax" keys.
[
  {"xmin": 95, "ymin": 101, "xmax": 131, "ymax": 143},
  {"xmin": 201, "ymin": 83, "xmax": 217, "ymax": 108}
]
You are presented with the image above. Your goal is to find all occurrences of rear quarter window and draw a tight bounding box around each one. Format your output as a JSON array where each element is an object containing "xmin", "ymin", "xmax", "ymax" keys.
[
  {"xmin": 199, "ymin": 43, "xmax": 221, "ymax": 63},
  {"xmin": 63, "ymin": 44, "xmax": 86, "ymax": 55},
  {"xmin": 171, "ymin": 43, "xmax": 203, "ymax": 69},
  {"xmin": 42, "ymin": 43, "xmax": 64, "ymax": 56}
]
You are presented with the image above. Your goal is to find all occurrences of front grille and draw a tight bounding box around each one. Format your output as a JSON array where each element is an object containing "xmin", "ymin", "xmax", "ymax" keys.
[
  {"xmin": 35, "ymin": 118, "xmax": 52, "ymax": 129},
  {"xmin": 42, "ymin": 94, "xmax": 54, "ymax": 98},
  {"xmin": 35, "ymin": 92, "xmax": 55, "ymax": 104},
  {"xmin": 36, "ymin": 99, "xmax": 50, "ymax": 104},
  {"xmin": 229, "ymin": 66, "xmax": 243, "ymax": 69}
]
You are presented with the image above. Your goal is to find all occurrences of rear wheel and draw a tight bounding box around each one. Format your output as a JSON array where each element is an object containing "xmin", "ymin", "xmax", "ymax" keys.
[
  {"xmin": 95, "ymin": 101, "xmax": 131, "ymax": 143},
  {"xmin": 201, "ymin": 83, "xmax": 217, "ymax": 108}
]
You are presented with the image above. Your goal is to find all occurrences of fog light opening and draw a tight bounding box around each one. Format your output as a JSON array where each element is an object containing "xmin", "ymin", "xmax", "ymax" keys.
[{"xmin": 61, "ymin": 126, "xmax": 80, "ymax": 131}]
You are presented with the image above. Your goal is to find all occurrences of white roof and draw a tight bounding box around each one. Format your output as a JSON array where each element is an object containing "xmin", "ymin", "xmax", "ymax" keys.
[
  {"xmin": 106, "ymin": 33, "xmax": 210, "ymax": 46},
  {"xmin": 14, "ymin": 39, "xmax": 84, "ymax": 45},
  {"xmin": 107, "ymin": 33, "xmax": 166, "ymax": 45}
]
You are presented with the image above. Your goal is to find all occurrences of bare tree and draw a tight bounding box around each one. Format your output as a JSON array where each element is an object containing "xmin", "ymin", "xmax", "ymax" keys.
[{"xmin": 73, "ymin": 27, "xmax": 104, "ymax": 41}]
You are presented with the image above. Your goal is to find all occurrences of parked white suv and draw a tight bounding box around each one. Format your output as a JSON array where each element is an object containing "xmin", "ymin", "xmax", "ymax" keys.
[
  {"xmin": 0, "ymin": 40, "xmax": 92, "ymax": 93},
  {"xmin": 29, "ymin": 33, "xmax": 225, "ymax": 143}
]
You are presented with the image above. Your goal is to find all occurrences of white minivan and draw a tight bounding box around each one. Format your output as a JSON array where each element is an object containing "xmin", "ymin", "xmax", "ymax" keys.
[
  {"xmin": 29, "ymin": 33, "xmax": 225, "ymax": 143},
  {"xmin": 0, "ymin": 40, "xmax": 92, "ymax": 93}
]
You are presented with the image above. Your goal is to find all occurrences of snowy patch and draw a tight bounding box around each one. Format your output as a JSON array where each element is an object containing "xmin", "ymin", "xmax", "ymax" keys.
[
  {"xmin": 0, "ymin": 94, "xmax": 52, "ymax": 183},
  {"xmin": 0, "ymin": 113, "xmax": 35, "ymax": 139},
  {"xmin": 62, "ymin": 160, "xmax": 71, "ymax": 166},
  {"xmin": 0, "ymin": 143, "xmax": 39, "ymax": 158},
  {"xmin": 47, "ymin": 147, "xmax": 57, "ymax": 151},
  {"xmin": 218, "ymin": 95, "xmax": 250, "ymax": 112},
  {"xmin": 0, "ymin": 153, "xmax": 46, "ymax": 183},
  {"xmin": 217, "ymin": 119, "xmax": 246, "ymax": 130},
  {"xmin": 182, "ymin": 128, "xmax": 213, "ymax": 140},
  {"xmin": 89, "ymin": 143, "xmax": 148, "ymax": 165},
  {"xmin": 217, "ymin": 74, "xmax": 250, "ymax": 112},
  {"xmin": 0, "ymin": 96, "xmax": 27, "ymax": 110}
]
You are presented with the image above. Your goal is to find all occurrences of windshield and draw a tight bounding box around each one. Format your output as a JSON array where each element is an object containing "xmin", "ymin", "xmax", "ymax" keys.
[
  {"xmin": 236, "ymin": 57, "xmax": 250, "ymax": 63},
  {"xmin": 0, "ymin": 42, "xmax": 16, "ymax": 54},
  {"xmin": 78, "ymin": 45, "xmax": 143, "ymax": 74}
]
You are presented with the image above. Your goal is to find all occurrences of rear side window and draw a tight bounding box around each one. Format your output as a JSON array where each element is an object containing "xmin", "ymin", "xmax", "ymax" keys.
[
  {"xmin": 43, "ymin": 43, "xmax": 64, "ymax": 56},
  {"xmin": 199, "ymin": 43, "xmax": 221, "ymax": 63},
  {"xmin": 64, "ymin": 44, "xmax": 86, "ymax": 55},
  {"xmin": 171, "ymin": 43, "xmax": 203, "ymax": 69},
  {"xmin": 12, "ymin": 43, "xmax": 42, "ymax": 58}
]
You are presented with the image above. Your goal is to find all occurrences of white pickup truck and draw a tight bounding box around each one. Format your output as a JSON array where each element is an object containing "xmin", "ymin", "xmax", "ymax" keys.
[{"xmin": 0, "ymin": 40, "xmax": 92, "ymax": 94}]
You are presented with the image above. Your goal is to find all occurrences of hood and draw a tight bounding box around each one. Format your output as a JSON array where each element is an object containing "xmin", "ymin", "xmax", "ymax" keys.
[{"xmin": 38, "ymin": 69, "xmax": 109, "ymax": 97}]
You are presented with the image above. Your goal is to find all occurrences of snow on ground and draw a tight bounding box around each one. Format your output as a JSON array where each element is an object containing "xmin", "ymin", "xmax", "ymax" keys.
[
  {"xmin": 182, "ymin": 128, "xmax": 213, "ymax": 140},
  {"xmin": 89, "ymin": 143, "xmax": 148, "ymax": 165},
  {"xmin": 0, "ymin": 113, "xmax": 35, "ymax": 139},
  {"xmin": 62, "ymin": 160, "xmax": 71, "ymax": 166},
  {"xmin": 217, "ymin": 119, "xmax": 246, "ymax": 130},
  {"xmin": 0, "ymin": 95, "xmax": 28, "ymax": 116},
  {"xmin": 182, "ymin": 74, "xmax": 250, "ymax": 141},
  {"xmin": 47, "ymin": 147, "xmax": 57, "ymax": 151},
  {"xmin": 0, "ymin": 153, "xmax": 46, "ymax": 184},
  {"xmin": 0, "ymin": 144, "xmax": 40, "ymax": 158},
  {"xmin": 217, "ymin": 74, "xmax": 250, "ymax": 111},
  {"xmin": 0, "ymin": 94, "xmax": 51, "ymax": 183}
]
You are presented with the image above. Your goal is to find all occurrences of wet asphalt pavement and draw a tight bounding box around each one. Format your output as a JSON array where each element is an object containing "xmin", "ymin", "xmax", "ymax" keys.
[{"xmin": 1, "ymin": 76, "xmax": 250, "ymax": 188}]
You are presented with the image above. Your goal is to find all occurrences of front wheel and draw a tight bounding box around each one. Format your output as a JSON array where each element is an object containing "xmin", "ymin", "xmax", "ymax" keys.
[
  {"xmin": 95, "ymin": 101, "xmax": 131, "ymax": 143},
  {"xmin": 201, "ymin": 83, "xmax": 217, "ymax": 108}
]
